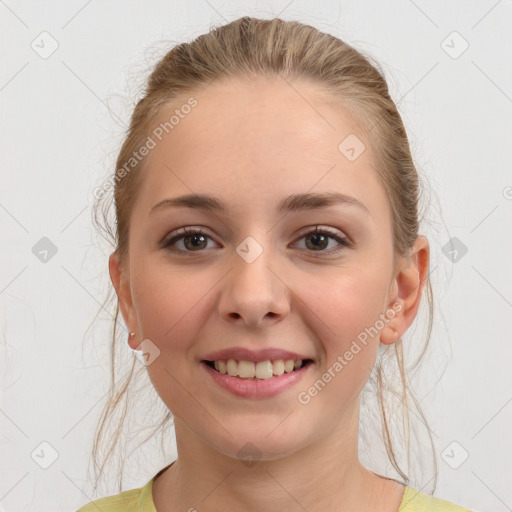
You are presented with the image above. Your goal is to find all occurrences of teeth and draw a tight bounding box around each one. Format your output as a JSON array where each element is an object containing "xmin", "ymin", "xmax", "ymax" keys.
[
  {"xmin": 211, "ymin": 359, "xmax": 305, "ymax": 379},
  {"xmin": 227, "ymin": 359, "xmax": 237, "ymax": 376},
  {"xmin": 255, "ymin": 360, "xmax": 273, "ymax": 380},
  {"xmin": 273, "ymin": 359, "xmax": 285, "ymax": 376},
  {"xmin": 238, "ymin": 360, "xmax": 255, "ymax": 378},
  {"xmin": 284, "ymin": 359, "xmax": 295, "ymax": 373}
]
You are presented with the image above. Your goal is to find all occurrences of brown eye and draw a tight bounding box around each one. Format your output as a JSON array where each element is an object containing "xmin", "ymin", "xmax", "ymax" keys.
[
  {"xmin": 294, "ymin": 227, "xmax": 350, "ymax": 255},
  {"xmin": 162, "ymin": 227, "xmax": 217, "ymax": 253},
  {"xmin": 161, "ymin": 226, "xmax": 350, "ymax": 256}
]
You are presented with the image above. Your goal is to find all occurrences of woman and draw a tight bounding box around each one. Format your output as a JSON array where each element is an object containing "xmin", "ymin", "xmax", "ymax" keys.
[{"xmin": 78, "ymin": 16, "xmax": 474, "ymax": 511}]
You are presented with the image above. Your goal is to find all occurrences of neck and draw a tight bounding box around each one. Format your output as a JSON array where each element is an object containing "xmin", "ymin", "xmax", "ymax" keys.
[{"xmin": 152, "ymin": 408, "xmax": 404, "ymax": 511}]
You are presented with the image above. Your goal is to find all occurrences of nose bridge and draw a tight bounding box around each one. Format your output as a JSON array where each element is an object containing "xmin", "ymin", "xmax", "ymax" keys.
[{"xmin": 218, "ymin": 231, "xmax": 289, "ymax": 325}]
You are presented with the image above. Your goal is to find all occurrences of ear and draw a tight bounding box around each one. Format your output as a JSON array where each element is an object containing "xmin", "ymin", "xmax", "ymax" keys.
[
  {"xmin": 109, "ymin": 251, "xmax": 140, "ymax": 350},
  {"xmin": 380, "ymin": 235, "xmax": 430, "ymax": 345}
]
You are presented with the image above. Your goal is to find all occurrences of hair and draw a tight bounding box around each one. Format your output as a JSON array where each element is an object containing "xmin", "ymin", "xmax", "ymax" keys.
[{"xmin": 90, "ymin": 16, "xmax": 437, "ymax": 494}]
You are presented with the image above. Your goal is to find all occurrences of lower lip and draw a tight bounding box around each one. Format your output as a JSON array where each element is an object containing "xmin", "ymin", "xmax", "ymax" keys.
[{"xmin": 201, "ymin": 361, "xmax": 312, "ymax": 399}]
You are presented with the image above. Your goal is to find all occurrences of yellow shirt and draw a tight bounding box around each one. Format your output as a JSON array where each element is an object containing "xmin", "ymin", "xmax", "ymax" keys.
[{"xmin": 77, "ymin": 465, "xmax": 474, "ymax": 512}]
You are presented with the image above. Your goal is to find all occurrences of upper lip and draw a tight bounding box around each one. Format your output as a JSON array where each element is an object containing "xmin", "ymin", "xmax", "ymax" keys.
[{"xmin": 202, "ymin": 347, "xmax": 313, "ymax": 363}]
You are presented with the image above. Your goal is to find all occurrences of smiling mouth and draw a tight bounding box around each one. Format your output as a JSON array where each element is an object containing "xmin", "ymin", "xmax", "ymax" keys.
[{"xmin": 202, "ymin": 358, "xmax": 314, "ymax": 380}]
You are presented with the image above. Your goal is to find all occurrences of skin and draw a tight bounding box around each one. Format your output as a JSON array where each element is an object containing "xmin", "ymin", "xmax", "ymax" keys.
[{"xmin": 109, "ymin": 76, "xmax": 429, "ymax": 511}]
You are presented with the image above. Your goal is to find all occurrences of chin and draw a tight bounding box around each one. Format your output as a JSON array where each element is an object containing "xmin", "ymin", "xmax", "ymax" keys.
[
  {"xmin": 218, "ymin": 440, "xmax": 302, "ymax": 465},
  {"xmin": 204, "ymin": 421, "xmax": 311, "ymax": 465}
]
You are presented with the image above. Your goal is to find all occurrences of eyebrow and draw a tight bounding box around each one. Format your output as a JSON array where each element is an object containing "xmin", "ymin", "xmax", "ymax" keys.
[{"xmin": 150, "ymin": 192, "xmax": 370, "ymax": 216}]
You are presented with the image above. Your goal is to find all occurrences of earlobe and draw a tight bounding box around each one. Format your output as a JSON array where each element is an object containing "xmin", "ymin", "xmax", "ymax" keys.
[
  {"xmin": 380, "ymin": 236, "xmax": 430, "ymax": 345},
  {"xmin": 108, "ymin": 251, "xmax": 139, "ymax": 349},
  {"xmin": 379, "ymin": 320, "xmax": 400, "ymax": 345}
]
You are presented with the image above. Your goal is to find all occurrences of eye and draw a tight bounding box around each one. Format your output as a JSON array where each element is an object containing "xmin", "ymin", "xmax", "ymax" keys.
[
  {"xmin": 161, "ymin": 227, "xmax": 218, "ymax": 253},
  {"xmin": 293, "ymin": 225, "xmax": 350, "ymax": 255},
  {"xmin": 161, "ymin": 225, "xmax": 350, "ymax": 255}
]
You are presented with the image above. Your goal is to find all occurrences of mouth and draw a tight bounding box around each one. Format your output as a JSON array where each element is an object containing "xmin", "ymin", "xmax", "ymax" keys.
[
  {"xmin": 201, "ymin": 355, "xmax": 314, "ymax": 399},
  {"xmin": 202, "ymin": 358, "xmax": 314, "ymax": 380}
]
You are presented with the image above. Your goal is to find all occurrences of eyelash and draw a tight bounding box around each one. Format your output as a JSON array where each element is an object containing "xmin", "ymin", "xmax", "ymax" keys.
[{"xmin": 161, "ymin": 226, "xmax": 351, "ymax": 256}]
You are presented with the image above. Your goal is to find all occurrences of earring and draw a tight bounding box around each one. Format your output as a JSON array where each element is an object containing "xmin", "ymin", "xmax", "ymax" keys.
[
  {"xmin": 129, "ymin": 332, "xmax": 135, "ymax": 338},
  {"xmin": 380, "ymin": 326, "xmax": 399, "ymax": 344}
]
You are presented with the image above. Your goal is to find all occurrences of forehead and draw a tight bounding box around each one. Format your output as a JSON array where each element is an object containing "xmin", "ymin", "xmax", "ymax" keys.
[
  {"xmin": 150, "ymin": 76, "xmax": 366, "ymax": 162},
  {"xmin": 135, "ymin": 76, "xmax": 389, "ymax": 222}
]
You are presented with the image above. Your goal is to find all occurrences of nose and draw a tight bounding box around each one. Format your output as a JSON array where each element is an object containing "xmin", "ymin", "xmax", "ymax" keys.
[{"xmin": 218, "ymin": 240, "xmax": 290, "ymax": 328}]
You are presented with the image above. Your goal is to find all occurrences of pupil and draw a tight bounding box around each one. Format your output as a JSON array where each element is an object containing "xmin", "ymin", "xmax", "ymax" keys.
[
  {"xmin": 187, "ymin": 234, "xmax": 206, "ymax": 250},
  {"xmin": 308, "ymin": 233, "xmax": 327, "ymax": 250}
]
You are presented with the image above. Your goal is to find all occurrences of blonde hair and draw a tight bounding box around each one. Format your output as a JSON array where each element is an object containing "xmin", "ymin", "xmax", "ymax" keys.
[{"xmin": 92, "ymin": 16, "xmax": 436, "ymax": 494}]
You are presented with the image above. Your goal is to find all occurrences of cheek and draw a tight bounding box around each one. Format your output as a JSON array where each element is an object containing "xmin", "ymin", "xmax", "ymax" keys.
[
  {"xmin": 131, "ymin": 260, "xmax": 215, "ymax": 354},
  {"xmin": 130, "ymin": 261, "xmax": 216, "ymax": 413},
  {"xmin": 300, "ymin": 268, "xmax": 387, "ymax": 344},
  {"xmin": 294, "ymin": 269, "xmax": 387, "ymax": 389}
]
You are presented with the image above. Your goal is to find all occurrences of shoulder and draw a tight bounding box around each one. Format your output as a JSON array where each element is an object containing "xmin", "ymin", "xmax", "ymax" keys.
[
  {"xmin": 76, "ymin": 463, "xmax": 173, "ymax": 512},
  {"xmin": 400, "ymin": 486, "xmax": 475, "ymax": 512},
  {"xmin": 76, "ymin": 478, "xmax": 155, "ymax": 512}
]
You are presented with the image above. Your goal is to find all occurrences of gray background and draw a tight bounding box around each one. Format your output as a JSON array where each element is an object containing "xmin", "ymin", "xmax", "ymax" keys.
[{"xmin": 1, "ymin": 1, "xmax": 511, "ymax": 510}]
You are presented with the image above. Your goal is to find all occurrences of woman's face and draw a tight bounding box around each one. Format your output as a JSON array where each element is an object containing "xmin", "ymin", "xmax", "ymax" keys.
[{"xmin": 110, "ymin": 77, "xmax": 427, "ymax": 462}]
